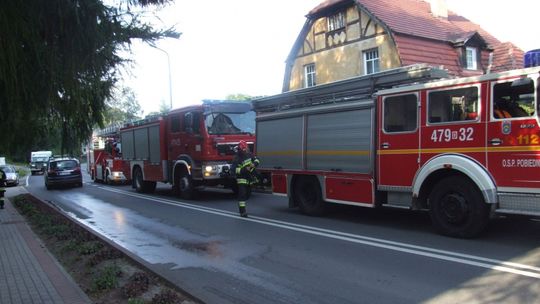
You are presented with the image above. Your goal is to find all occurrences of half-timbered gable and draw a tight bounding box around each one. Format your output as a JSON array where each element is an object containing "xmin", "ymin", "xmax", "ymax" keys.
[{"xmin": 283, "ymin": 0, "xmax": 524, "ymax": 92}]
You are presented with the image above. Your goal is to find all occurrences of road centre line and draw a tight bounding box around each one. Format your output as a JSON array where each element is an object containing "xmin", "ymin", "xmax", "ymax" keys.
[{"xmin": 100, "ymin": 186, "xmax": 540, "ymax": 279}]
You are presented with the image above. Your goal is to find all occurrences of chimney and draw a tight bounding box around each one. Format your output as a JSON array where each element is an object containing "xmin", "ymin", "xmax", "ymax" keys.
[{"xmin": 429, "ymin": 0, "xmax": 448, "ymax": 19}]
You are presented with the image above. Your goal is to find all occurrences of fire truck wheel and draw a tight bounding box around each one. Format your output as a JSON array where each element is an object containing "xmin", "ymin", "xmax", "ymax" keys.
[
  {"xmin": 105, "ymin": 173, "xmax": 111, "ymax": 185},
  {"xmin": 134, "ymin": 168, "xmax": 144, "ymax": 193},
  {"xmin": 428, "ymin": 176, "xmax": 490, "ymax": 238},
  {"xmin": 295, "ymin": 176, "xmax": 325, "ymax": 216},
  {"xmin": 231, "ymin": 182, "xmax": 239, "ymax": 196},
  {"xmin": 134, "ymin": 168, "xmax": 156, "ymax": 193},
  {"xmin": 177, "ymin": 171, "xmax": 195, "ymax": 200}
]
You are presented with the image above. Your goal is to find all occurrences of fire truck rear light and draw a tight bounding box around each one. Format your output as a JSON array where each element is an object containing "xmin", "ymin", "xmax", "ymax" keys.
[{"xmin": 443, "ymin": 164, "xmax": 452, "ymax": 169}]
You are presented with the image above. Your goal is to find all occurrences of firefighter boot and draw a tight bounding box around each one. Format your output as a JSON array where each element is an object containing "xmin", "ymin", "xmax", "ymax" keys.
[{"xmin": 238, "ymin": 202, "xmax": 248, "ymax": 217}]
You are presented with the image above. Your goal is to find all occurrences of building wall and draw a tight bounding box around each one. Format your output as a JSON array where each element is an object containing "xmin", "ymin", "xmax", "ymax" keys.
[{"xmin": 287, "ymin": 5, "xmax": 401, "ymax": 91}]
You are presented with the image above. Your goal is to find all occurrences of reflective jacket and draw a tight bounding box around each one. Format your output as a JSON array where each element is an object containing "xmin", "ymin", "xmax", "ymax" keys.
[{"xmin": 231, "ymin": 151, "xmax": 260, "ymax": 185}]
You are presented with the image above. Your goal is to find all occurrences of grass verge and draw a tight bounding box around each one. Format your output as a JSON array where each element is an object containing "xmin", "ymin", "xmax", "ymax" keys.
[{"xmin": 13, "ymin": 194, "xmax": 198, "ymax": 304}]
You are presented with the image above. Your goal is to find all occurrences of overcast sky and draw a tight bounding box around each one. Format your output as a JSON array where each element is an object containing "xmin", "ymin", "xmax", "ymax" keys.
[{"xmin": 121, "ymin": 0, "xmax": 539, "ymax": 115}]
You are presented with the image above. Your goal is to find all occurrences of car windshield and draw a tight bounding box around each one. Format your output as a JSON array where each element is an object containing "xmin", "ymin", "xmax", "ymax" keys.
[
  {"xmin": 50, "ymin": 160, "xmax": 78, "ymax": 170},
  {"xmin": 32, "ymin": 157, "xmax": 49, "ymax": 162},
  {"xmin": 205, "ymin": 111, "xmax": 256, "ymax": 135},
  {"xmin": 0, "ymin": 166, "xmax": 15, "ymax": 173}
]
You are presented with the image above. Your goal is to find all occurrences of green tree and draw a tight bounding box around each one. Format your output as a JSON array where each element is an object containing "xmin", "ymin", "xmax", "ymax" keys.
[
  {"xmin": 0, "ymin": 0, "xmax": 179, "ymax": 157},
  {"xmin": 226, "ymin": 93, "xmax": 253, "ymax": 101},
  {"xmin": 159, "ymin": 99, "xmax": 172, "ymax": 114},
  {"xmin": 103, "ymin": 87, "xmax": 143, "ymax": 125}
]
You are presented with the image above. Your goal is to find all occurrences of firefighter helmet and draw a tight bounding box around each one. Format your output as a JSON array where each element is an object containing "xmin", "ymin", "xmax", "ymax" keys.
[{"xmin": 238, "ymin": 140, "xmax": 248, "ymax": 152}]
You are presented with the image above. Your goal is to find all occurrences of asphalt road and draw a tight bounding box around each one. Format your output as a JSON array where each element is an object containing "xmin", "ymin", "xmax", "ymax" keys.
[{"xmin": 22, "ymin": 172, "xmax": 540, "ymax": 304}]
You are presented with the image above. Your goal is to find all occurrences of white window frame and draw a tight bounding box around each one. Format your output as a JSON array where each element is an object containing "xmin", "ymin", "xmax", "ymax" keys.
[
  {"xmin": 327, "ymin": 11, "xmax": 345, "ymax": 31},
  {"xmin": 304, "ymin": 63, "xmax": 316, "ymax": 88},
  {"xmin": 363, "ymin": 49, "xmax": 380, "ymax": 75},
  {"xmin": 466, "ymin": 47, "xmax": 478, "ymax": 70}
]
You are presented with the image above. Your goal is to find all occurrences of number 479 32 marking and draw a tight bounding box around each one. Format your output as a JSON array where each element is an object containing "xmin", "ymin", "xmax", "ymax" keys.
[{"xmin": 431, "ymin": 127, "xmax": 474, "ymax": 143}]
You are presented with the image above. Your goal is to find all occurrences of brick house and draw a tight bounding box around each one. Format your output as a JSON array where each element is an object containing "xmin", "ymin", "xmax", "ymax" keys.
[{"xmin": 283, "ymin": 0, "xmax": 524, "ymax": 91}]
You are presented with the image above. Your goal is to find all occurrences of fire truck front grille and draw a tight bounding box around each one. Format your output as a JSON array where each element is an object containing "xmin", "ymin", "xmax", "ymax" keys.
[{"xmin": 497, "ymin": 193, "xmax": 540, "ymax": 216}]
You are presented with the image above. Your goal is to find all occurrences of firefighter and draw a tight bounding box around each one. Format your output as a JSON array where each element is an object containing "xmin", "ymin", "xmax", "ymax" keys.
[
  {"xmin": 494, "ymin": 99, "xmax": 512, "ymax": 118},
  {"xmin": 231, "ymin": 140, "xmax": 260, "ymax": 217},
  {"xmin": 0, "ymin": 167, "xmax": 6, "ymax": 187}
]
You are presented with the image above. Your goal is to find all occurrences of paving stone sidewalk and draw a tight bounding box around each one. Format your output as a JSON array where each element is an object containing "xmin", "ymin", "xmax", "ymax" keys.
[{"xmin": 0, "ymin": 186, "xmax": 90, "ymax": 304}]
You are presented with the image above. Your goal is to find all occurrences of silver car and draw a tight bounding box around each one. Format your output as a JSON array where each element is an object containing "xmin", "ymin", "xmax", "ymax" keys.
[{"xmin": 0, "ymin": 165, "xmax": 20, "ymax": 186}]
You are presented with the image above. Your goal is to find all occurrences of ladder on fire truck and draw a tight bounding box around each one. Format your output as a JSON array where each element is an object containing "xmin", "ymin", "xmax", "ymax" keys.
[
  {"xmin": 253, "ymin": 64, "xmax": 449, "ymax": 112},
  {"xmin": 95, "ymin": 122, "xmax": 124, "ymax": 138}
]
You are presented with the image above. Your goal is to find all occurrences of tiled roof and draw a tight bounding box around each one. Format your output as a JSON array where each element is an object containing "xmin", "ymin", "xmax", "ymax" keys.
[
  {"xmin": 306, "ymin": 0, "xmax": 523, "ymax": 75},
  {"xmin": 491, "ymin": 42, "xmax": 524, "ymax": 72}
]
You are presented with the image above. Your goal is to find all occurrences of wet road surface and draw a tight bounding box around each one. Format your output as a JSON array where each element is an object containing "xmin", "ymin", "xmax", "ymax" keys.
[{"xmin": 24, "ymin": 173, "xmax": 540, "ymax": 304}]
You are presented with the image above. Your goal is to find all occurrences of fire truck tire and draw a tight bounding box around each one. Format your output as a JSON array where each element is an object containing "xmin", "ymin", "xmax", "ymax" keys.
[
  {"xmin": 134, "ymin": 167, "xmax": 156, "ymax": 193},
  {"xmin": 428, "ymin": 176, "xmax": 490, "ymax": 238},
  {"xmin": 295, "ymin": 176, "xmax": 325, "ymax": 216},
  {"xmin": 231, "ymin": 182, "xmax": 239, "ymax": 196},
  {"xmin": 177, "ymin": 171, "xmax": 195, "ymax": 200}
]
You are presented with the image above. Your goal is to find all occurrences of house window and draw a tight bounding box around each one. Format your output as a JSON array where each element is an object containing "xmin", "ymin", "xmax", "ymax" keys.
[
  {"xmin": 304, "ymin": 63, "xmax": 316, "ymax": 88},
  {"xmin": 363, "ymin": 49, "xmax": 380, "ymax": 75},
  {"xmin": 466, "ymin": 47, "xmax": 478, "ymax": 70},
  {"xmin": 328, "ymin": 11, "xmax": 345, "ymax": 31}
]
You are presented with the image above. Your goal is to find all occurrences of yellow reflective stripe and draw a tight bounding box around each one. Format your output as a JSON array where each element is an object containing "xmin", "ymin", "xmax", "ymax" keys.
[
  {"xmin": 237, "ymin": 178, "xmax": 248, "ymax": 184},
  {"xmin": 377, "ymin": 145, "xmax": 540, "ymax": 155},
  {"xmin": 239, "ymin": 201, "xmax": 246, "ymax": 207},
  {"xmin": 259, "ymin": 146, "xmax": 540, "ymax": 157},
  {"xmin": 258, "ymin": 150, "xmax": 370, "ymax": 157}
]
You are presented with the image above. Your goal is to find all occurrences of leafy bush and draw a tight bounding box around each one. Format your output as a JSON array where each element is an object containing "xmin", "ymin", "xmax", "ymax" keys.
[{"xmin": 92, "ymin": 264, "xmax": 122, "ymax": 292}]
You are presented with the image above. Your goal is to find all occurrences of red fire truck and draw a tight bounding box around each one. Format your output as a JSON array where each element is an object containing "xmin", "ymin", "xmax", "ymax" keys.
[
  {"xmin": 88, "ymin": 125, "xmax": 129, "ymax": 185},
  {"xmin": 253, "ymin": 64, "xmax": 540, "ymax": 238},
  {"xmin": 120, "ymin": 100, "xmax": 256, "ymax": 199}
]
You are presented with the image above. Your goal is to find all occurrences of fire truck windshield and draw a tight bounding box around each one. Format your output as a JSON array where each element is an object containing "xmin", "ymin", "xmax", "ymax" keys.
[{"xmin": 205, "ymin": 111, "xmax": 256, "ymax": 135}]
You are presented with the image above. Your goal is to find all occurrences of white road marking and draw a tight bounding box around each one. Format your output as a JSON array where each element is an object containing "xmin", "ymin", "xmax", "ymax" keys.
[{"xmin": 98, "ymin": 186, "xmax": 540, "ymax": 279}]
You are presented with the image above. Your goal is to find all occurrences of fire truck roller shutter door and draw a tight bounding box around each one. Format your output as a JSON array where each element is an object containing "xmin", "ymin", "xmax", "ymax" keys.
[
  {"xmin": 412, "ymin": 154, "xmax": 497, "ymax": 205},
  {"xmin": 306, "ymin": 109, "xmax": 372, "ymax": 173},
  {"xmin": 257, "ymin": 117, "xmax": 303, "ymax": 170}
]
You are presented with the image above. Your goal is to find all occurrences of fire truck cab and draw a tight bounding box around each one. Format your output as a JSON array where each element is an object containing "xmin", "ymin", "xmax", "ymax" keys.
[{"xmin": 255, "ymin": 65, "xmax": 540, "ymax": 237}]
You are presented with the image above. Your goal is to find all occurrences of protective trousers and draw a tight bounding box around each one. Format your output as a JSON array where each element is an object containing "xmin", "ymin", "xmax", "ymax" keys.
[{"xmin": 237, "ymin": 182, "xmax": 251, "ymax": 217}]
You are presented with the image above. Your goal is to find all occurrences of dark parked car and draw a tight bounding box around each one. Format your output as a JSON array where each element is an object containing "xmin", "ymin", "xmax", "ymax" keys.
[
  {"xmin": 0, "ymin": 165, "xmax": 19, "ymax": 186},
  {"xmin": 44, "ymin": 158, "xmax": 83, "ymax": 189}
]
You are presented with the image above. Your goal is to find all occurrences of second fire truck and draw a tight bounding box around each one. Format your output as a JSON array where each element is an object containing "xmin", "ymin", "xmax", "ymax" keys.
[
  {"xmin": 88, "ymin": 125, "xmax": 129, "ymax": 184},
  {"xmin": 120, "ymin": 100, "xmax": 256, "ymax": 199},
  {"xmin": 253, "ymin": 64, "xmax": 540, "ymax": 238}
]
